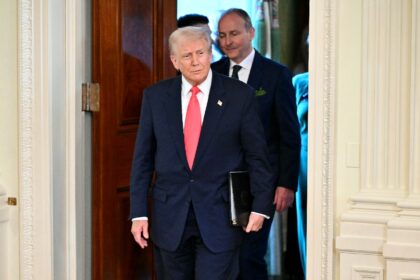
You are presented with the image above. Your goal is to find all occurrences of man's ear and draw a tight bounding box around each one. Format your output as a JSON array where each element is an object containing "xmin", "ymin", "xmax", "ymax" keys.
[
  {"xmin": 170, "ymin": 55, "xmax": 179, "ymax": 70},
  {"xmin": 249, "ymin": 27, "xmax": 255, "ymax": 40}
]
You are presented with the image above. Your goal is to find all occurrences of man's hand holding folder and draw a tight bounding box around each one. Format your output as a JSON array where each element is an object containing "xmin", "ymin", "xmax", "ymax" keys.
[
  {"xmin": 244, "ymin": 213, "xmax": 264, "ymax": 232},
  {"xmin": 229, "ymin": 171, "xmax": 266, "ymax": 232}
]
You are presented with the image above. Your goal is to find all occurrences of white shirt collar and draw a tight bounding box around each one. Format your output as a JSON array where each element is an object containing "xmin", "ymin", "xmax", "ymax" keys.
[
  {"xmin": 180, "ymin": 70, "xmax": 212, "ymax": 125},
  {"xmin": 181, "ymin": 69, "xmax": 213, "ymax": 97},
  {"xmin": 229, "ymin": 48, "xmax": 255, "ymax": 71}
]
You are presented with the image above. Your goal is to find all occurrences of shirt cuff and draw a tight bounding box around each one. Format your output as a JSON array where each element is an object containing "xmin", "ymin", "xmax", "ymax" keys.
[
  {"xmin": 251, "ymin": 211, "xmax": 270, "ymax": 219},
  {"xmin": 132, "ymin": 217, "xmax": 148, "ymax": 221}
]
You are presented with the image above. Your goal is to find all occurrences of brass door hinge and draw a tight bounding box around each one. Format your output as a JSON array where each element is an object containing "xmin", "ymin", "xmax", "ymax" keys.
[
  {"xmin": 82, "ymin": 83, "xmax": 100, "ymax": 112},
  {"xmin": 7, "ymin": 197, "xmax": 17, "ymax": 206}
]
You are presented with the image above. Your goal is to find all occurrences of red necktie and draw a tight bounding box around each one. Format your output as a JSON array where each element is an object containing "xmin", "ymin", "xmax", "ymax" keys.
[{"xmin": 184, "ymin": 86, "xmax": 202, "ymax": 169}]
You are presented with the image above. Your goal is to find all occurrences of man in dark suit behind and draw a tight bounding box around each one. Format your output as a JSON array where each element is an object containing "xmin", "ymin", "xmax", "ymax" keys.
[
  {"xmin": 130, "ymin": 26, "xmax": 274, "ymax": 280},
  {"xmin": 212, "ymin": 9, "xmax": 301, "ymax": 280},
  {"xmin": 177, "ymin": 13, "xmax": 210, "ymax": 29}
]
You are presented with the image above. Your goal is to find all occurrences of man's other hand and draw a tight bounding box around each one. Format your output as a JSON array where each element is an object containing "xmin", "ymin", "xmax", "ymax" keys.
[
  {"xmin": 273, "ymin": 186, "xmax": 294, "ymax": 212},
  {"xmin": 131, "ymin": 220, "xmax": 149, "ymax": 249}
]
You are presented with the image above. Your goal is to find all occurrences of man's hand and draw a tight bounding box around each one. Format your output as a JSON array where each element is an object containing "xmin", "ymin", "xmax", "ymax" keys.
[
  {"xmin": 131, "ymin": 220, "xmax": 149, "ymax": 249},
  {"xmin": 273, "ymin": 186, "xmax": 294, "ymax": 212},
  {"xmin": 244, "ymin": 213, "xmax": 265, "ymax": 233}
]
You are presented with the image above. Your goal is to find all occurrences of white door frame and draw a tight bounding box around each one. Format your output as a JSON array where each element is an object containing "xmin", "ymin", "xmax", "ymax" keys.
[
  {"xmin": 307, "ymin": 0, "xmax": 337, "ymax": 279},
  {"xmin": 19, "ymin": 0, "xmax": 53, "ymax": 278},
  {"xmin": 18, "ymin": 0, "xmax": 337, "ymax": 279},
  {"xmin": 18, "ymin": 0, "xmax": 91, "ymax": 279}
]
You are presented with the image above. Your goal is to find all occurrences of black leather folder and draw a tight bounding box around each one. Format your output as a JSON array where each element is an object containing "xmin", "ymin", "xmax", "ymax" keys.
[{"xmin": 229, "ymin": 171, "xmax": 253, "ymax": 227}]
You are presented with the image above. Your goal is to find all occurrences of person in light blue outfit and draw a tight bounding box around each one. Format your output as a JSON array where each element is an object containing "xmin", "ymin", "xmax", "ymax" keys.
[{"xmin": 292, "ymin": 71, "xmax": 308, "ymax": 277}]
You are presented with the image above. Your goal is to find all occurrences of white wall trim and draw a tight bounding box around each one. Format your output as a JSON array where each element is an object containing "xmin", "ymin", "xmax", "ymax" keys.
[
  {"xmin": 66, "ymin": 0, "xmax": 77, "ymax": 278},
  {"xmin": 410, "ymin": 0, "xmax": 420, "ymax": 194},
  {"xmin": 19, "ymin": 0, "xmax": 54, "ymax": 279},
  {"xmin": 307, "ymin": 0, "xmax": 337, "ymax": 279},
  {"xmin": 399, "ymin": 274, "xmax": 420, "ymax": 280},
  {"xmin": 352, "ymin": 266, "xmax": 384, "ymax": 280},
  {"xmin": 65, "ymin": 0, "xmax": 92, "ymax": 279},
  {"xmin": 19, "ymin": 0, "xmax": 35, "ymax": 277}
]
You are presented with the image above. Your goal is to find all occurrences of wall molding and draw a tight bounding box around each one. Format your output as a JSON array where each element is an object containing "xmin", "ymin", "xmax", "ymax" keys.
[
  {"xmin": 18, "ymin": 0, "xmax": 35, "ymax": 278},
  {"xmin": 399, "ymin": 274, "xmax": 420, "ymax": 280},
  {"xmin": 409, "ymin": 0, "xmax": 420, "ymax": 194},
  {"xmin": 19, "ymin": 0, "xmax": 54, "ymax": 279},
  {"xmin": 352, "ymin": 266, "xmax": 384, "ymax": 280},
  {"xmin": 307, "ymin": 0, "xmax": 336, "ymax": 279}
]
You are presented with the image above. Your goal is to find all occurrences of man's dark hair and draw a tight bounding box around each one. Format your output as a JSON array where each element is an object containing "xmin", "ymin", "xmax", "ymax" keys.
[
  {"xmin": 219, "ymin": 8, "xmax": 253, "ymax": 30},
  {"xmin": 177, "ymin": 14, "xmax": 209, "ymax": 28}
]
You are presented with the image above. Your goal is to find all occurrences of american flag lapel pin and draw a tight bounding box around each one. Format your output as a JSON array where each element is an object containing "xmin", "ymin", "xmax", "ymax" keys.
[{"xmin": 217, "ymin": 100, "xmax": 223, "ymax": 106}]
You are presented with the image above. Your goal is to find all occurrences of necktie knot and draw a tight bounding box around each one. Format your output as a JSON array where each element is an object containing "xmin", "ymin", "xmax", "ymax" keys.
[
  {"xmin": 231, "ymin": 65, "xmax": 242, "ymax": 80},
  {"xmin": 191, "ymin": 86, "xmax": 200, "ymax": 96}
]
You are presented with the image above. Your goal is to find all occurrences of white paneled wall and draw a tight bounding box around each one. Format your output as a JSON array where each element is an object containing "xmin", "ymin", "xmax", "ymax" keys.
[
  {"xmin": 360, "ymin": 0, "xmax": 411, "ymax": 196},
  {"xmin": 336, "ymin": 0, "xmax": 420, "ymax": 279},
  {"xmin": 0, "ymin": 187, "xmax": 8, "ymax": 279}
]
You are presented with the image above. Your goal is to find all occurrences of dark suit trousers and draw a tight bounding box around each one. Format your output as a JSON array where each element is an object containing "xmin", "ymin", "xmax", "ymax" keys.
[
  {"xmin": 238, "ymin": 213, "xmax": 274, "ymax": 280},
  {"xmin": 154, "ymin": 205, "xmax": 240, "ymax": 280}
]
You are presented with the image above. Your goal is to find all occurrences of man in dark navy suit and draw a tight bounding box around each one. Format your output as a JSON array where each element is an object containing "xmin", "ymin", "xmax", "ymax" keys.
[
  {"xmin": 130, "ymin": 26, "xmax": 274, "ymax": 280},
  {"xmin": 212, "ymin": 9, "xmax": 301, "ymax": 280},
  {"xmin": 177, "ymin": 13, "xmax": 210, "ymax": 29}
]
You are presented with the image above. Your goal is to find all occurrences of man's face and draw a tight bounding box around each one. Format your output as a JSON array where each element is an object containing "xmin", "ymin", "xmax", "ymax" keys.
[
  {"xmin": 171, "ymin": 38, "xmax": 212, "ymax": 85},
  {"xmin": 218, "ymin": 13, "xmax": 254, "ymax": 64}
]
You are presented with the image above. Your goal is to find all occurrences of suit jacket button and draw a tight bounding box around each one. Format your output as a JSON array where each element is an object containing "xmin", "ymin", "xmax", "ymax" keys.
[{"xmin": 190, "ymin": 179, "xmax": 194, "ymax": 183}]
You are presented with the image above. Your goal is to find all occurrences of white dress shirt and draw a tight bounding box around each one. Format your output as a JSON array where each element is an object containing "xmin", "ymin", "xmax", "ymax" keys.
[
  {"xmin": 181, "ymin": 70, "xmax": 212, "ymax": 126},
  {"xmin": 228, "ymin": 49, "xmax": 255, "ymax": 83}
]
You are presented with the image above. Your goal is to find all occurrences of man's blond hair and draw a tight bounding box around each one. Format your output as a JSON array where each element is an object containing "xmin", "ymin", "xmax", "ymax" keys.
[{"xmin": 169, "ymin": 26, "xmax": 212, "ymax": 55}]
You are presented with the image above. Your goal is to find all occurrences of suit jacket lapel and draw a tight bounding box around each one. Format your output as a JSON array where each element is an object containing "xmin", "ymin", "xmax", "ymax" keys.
[
  {"xmin": 247, "ymin": 50, "xmax": 264, "ymax": 90},
  {"xmin": 163, "ymin": 77, "xmax": 189, "ymax": 169},
  {"xmin": 193, "ymin": 74, "xmax": 227, "ymax": 167},
  {"xmin": 219, "ymin": 58, "xmax": 230, "ymax": 76}
]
